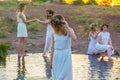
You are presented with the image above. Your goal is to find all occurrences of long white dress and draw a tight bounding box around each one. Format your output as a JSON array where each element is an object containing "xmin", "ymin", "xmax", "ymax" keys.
[
  {"xmin": 87, "ymin": 36, "xmax": 98, "ymax": 54},
  {"xmin": 52, "ymin": 34, "xmax": 72, "ymax": 80},
  {"xmin": 43, "ymin": 24, "xmax": 53, "ymax": 53},
  {"xmin": 96, "ymin": 32, "xmax": 114, "ymax": 55},
  {"xmin": 17, "ymin": 12, "xmax": 27, "ymax": 37}
]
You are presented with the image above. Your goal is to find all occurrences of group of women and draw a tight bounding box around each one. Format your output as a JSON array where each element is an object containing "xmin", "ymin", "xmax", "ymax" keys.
[
  {"xmin": 16, "ymin": 3, "xmax": 114, "ymax": 80},
  {"xmin": 87, "ymin": 23, "xmax": 114, "ymax": 60}
]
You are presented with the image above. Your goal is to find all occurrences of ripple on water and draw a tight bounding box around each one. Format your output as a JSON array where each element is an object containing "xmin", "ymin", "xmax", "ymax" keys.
[{"xmin": 0, "ymin": 54, "xmax": 120, "ymax": 80}]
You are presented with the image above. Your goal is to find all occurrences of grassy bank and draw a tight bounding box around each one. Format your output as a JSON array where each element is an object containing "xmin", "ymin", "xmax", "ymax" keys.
[
  {"xmin": 0, "ymin": 41, "xmax": 11, "ymax": 58},
  {"xmin": 0, "ymin": 4, "xmax": 120, "ymax": 38},
  {"xmin": 0, "ymin": 0, "xmax": 47, "ymax": 11}
]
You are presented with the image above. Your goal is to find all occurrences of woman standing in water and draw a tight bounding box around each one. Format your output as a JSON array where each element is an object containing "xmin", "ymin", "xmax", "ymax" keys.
[
  {"xmin": 37, "ymin": 9, "xmax": 54, "ymax": 57},
  {"xmin": 17, "ymin": 3, "xmax": 36, "ymax": 57},
  {"xmin": 50, "ymin": 14, "xmax": 77, "ymax": 80}
]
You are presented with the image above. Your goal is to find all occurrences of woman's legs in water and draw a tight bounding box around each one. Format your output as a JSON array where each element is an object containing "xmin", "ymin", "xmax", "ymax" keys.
[
  {"xmin": 43, "ymin": 37, "xmax": 52, "ymax": 57},
  {"xmin": 22, "ymin": 38, "xmax": 27, "ymax": 56},
  {"xmin": 21, "ymin": 37, "xmax": 27, "ymax": 56},
  {"xmin": 18, "ymin": 38, "xmax": 23, "ymax": 56},
  {"xmin": 18, "ymin": 37, "xmax": 26, "ymax": 57},
  {"xmin": 107, "ymin": 47, "xmax": 113, "ymax": 60}
]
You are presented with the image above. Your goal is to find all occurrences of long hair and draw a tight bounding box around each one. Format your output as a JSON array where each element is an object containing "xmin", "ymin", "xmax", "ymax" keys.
[
  {"xmin": 51, "ymin": 15, "xmax": 67, "ymax": 36},
  {"xmin": 17, "ymin": 3, "xmax": 26, "ymax": 12}
]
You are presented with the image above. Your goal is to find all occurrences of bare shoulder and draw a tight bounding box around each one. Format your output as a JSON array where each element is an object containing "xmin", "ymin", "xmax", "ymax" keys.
[{"xmin": 19, "ymin": 12, "xmax": 23, "ymax": 18}]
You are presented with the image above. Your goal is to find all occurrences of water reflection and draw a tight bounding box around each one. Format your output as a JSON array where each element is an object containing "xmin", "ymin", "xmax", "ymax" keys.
[
  {"xmin": 0, "ymin": 57, "xmax": 6, "ymax": 68},
  {"xmin": 15, "ymin": 56, "xmax": 26, "ymax": 80},
  {"xmin": 43, "ymin": 56, "xmax": 52, "ymax": 79},
  {"xmin": 88, "ymin": 55, "xmax": 113, "ymax": 80}
]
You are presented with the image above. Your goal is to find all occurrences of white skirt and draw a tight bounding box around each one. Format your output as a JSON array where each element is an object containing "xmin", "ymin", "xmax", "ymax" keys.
[
  {"xmin": 96, "ymin": 43, "xmax": 114, "ymax": 55},
  {"xmin": 17, "ymin": 23, "xmax": 28, "ymax": 37},
  {"xmin": 52, "ymin": 49, "xmax": 73, "ymax": 80}
]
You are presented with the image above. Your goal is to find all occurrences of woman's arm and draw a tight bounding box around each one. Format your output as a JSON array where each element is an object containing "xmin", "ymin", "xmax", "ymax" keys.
[
  {"xmin": 64, "ymin": 21, "xmax": 77, "ymax": 40},
  {"xmin": 89, "ymin": 32, "xmax": 98, "ymax": 39},
  {"xmin": 50, "ymin": 35, "xmax": 54, "ymax": 70},
  {"xmin": 108, "ymin": 37, "xmax": 113, "ymax": 47},
  {"xmin": 97, "ymin": 35, "xmax": 103, "ymax": 44},
  {"xmin": 19, "ymin": 13, "xmax": 36, "ymax": 25},
  {"xmin": 37, "ymin": 19, "xmax": 50, "ymax": 24}
]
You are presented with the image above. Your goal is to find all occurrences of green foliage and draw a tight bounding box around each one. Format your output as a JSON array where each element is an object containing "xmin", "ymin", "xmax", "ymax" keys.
[
  {"xmin": 0, "ymin": 31, "xmax": 7, "ymax": 38},
  {"xmin": 0, "ymin": 0, "xmax": 46, "ymax": 11},
  {"xmin": 0, "ymin": 16, "xmax": 17, "ymax": 38},
  {"xmin": 0, "ymin": 17, "xmax": 10, "ymax": 38},
  {"xmin": 73, "ymin": 0, "xmax": 96, "ymax": 5},
  {"xmin": 83, "ymin": 25, "xmax": 91, "ymax": 35},
  {"xmin": 110, "ymin": 23, "xmax": 120, "ymax": 32},
  {"xmin": 26, "ymin": 14, "xmax": 32, "ymax": 19},
  {"xmin": 27, "ymin": 22, "xmax": 41, "ymax": 31},
  {"xmin": 0, "ymin": 0, "xmax": 18, "ymax": 11},
  {"xmin": 0, "ymin": 41, "xmax": 11, "ymax": 58},
  {"xmin": 95, "ymin": 19, "xmax": 107, "ymax": 28},
  {"xmin": 71, "ymin": 14, "xmax": 91, "ymax": 25},
  {"xmin": 73, "ymin": 0, "xmax": 84, "ymax": 5}
]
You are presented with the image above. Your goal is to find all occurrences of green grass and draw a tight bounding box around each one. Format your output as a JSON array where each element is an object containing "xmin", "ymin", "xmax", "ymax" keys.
[
  {"xmin": 0, "ymin": 0, "xmax": 47, "ymax": 11},
  {"xmin": 0, "ymin": 41, "xmax": 11, "ymax": 58},
  {"xmin": 27, "ymin": 22, "xmax": 41, "ymax": 31},
  {"xmin": 0, "ymin": 16, "xmax": 17, "ymax": 38},
  {"xmin": 0, "ymin": 1, "xmax": 17, "ymax": 11},
  {"xmin": 110, "ymin": 23, "xmax": 120, "ymax": 32}
]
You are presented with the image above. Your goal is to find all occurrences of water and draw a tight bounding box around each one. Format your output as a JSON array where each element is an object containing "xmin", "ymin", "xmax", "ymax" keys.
[{"xmin": 0, "ymin": 53, "xmax": 120, "ymax": 80}]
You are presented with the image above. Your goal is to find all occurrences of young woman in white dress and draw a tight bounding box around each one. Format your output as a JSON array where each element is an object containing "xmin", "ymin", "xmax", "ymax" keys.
[
  {"xmin": 87, "ymin": 23, "xmax": 98, "ymax": 55},
  {"xmin": 17, "ymin": 3, "xmax": 36, "ymax": 57},
  {"xmin": 96, "ymin": 24, "xmax": 114, "ymax": 60},
  {"xmin": 37, "ymin": 9, "xmax": 54, "ymax": 57},
  {"xmin": 50, "ymin": 14, "xmax": 77, "ymax": 80}
]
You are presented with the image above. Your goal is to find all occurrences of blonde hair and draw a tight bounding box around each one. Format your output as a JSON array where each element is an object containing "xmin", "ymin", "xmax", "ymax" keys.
[
  {"xmin": 17, "ymin": 3, "xmax": 26, "ymax": 12},
  {"xmin": 51, "ymin": 15, "xmax": 67, "ymax": 36}
]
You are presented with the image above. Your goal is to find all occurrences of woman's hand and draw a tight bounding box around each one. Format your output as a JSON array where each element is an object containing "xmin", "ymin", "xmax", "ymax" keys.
[
  {"xmin": 63, "ymin": 20, "xmax": 69, "ymax": 28},
  {"xmin": 32, "ymin": 18, "xmax": 40, "ymax": 22},
  {"xmin": 111, "ymin": 45, "xmax": 114, "ymax": 50}
]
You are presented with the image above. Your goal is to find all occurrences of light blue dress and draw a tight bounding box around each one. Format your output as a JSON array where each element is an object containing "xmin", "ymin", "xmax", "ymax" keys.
[
  {"xmin": 43, "ymin": 24, "xmax": 53, "ymax": 53},
  {"xmin": 52, "ymin": 34, "xmax": 73, "ymax": 80},
  {"xmin": 17, "ymin": 12, "xmax": 27, "ymax": 37},
  {"xmin": 96, "ymin": 32, "xmax": 114, "ymax": 55},
  {"xmin": 87, "ymin": 36, "xmax": 98, "ymax": 54}
]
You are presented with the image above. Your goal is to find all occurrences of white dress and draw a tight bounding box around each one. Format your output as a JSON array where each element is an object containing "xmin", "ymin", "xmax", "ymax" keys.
[
  {"xmin": 96, "ymin": 32, "xmax": 114, "ymax": 55},
  {"xmin": 43, "ymin": 24, "xmax": 53, "ymax": 53},
  {"xmin": 87, "ymin": 36, "xmax": 98, "ymax": 54},
  {"xmin": 17, "ymin": 12, "xmax": 27, "ymax": 37},
  {"xmin": 52, "ymin": 34, "xmax": 72, "ymax": 80}
]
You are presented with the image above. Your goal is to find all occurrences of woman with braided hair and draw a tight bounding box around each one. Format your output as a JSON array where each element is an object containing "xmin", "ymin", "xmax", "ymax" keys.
[{"xmin": 50, "ymin": 14, "xmax": 77, "ymax": 80}]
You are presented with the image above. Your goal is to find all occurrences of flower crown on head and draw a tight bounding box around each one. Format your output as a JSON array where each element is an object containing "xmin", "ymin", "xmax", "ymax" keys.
[
  {"xmin": 46, "ymin": 9, "xmax": 55, "ymax": 14},
  {"xmin": 51, "ymin": 16, "xmax": 65, "ymax": 26}
]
